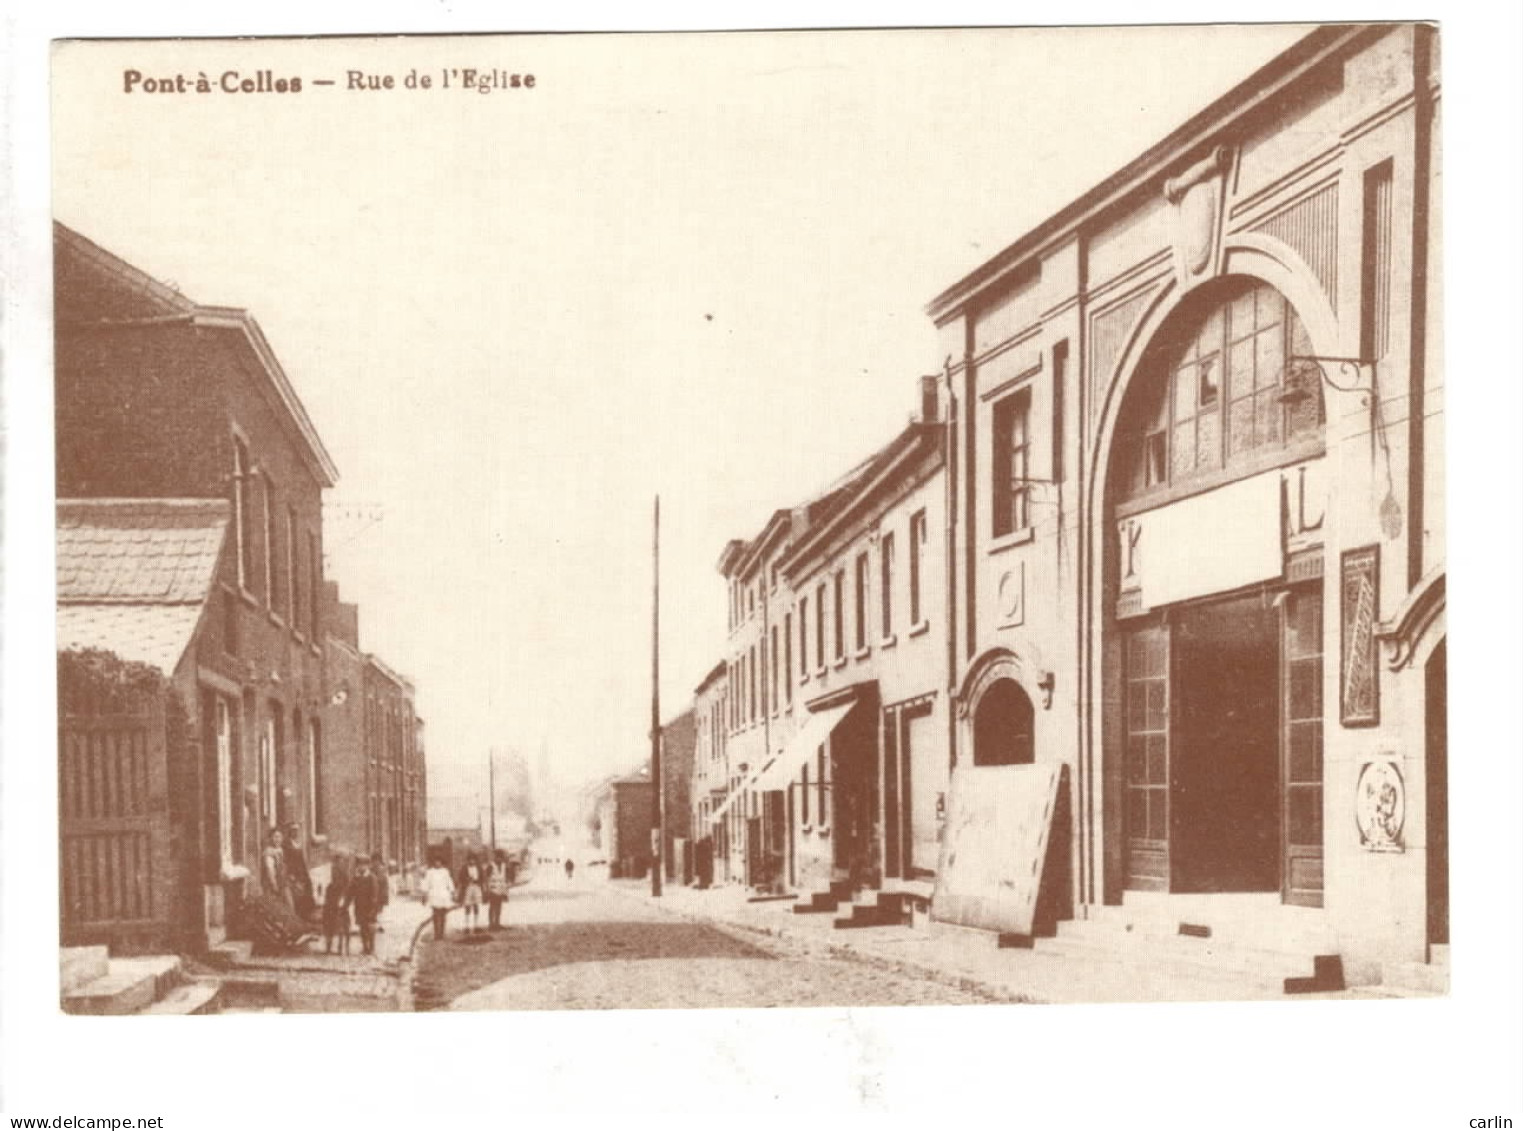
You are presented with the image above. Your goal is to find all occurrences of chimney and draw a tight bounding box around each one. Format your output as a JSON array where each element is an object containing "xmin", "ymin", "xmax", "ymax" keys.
[{"xmin": 919, "ymin": 374, "xmax": 940, "ymax": 424}]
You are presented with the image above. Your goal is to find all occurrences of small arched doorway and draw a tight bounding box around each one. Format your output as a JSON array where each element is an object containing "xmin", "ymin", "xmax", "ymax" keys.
[
  {"xmin": 1102, "ymin": 276, "xmax": 1328, "ymax": 902},
  {"xmin": 973, "ymin": 678, "xmax": 1035, "ymax": 766}
]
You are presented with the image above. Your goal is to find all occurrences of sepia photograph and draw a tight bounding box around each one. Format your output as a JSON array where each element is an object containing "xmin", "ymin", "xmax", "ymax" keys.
[{"xmin": 4, "ymin": 6, "xmax": 1522, "ymax": 1125}]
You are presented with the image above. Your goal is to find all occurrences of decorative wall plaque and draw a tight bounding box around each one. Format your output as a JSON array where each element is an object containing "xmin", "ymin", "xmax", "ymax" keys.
[
  {"xmin": 1355, "ymin": 757, "xmax": 1405, "ymax": 853},
  {"xmin": 1340, "ymin": 545, "xmax": 1380, "ymax": 726},
  {"xmin": 1163, "ymin": 144, "xmax": 1235, "ymax": 288},
  {"xmin": 997, "ymin": 561, "xmax": 1025, "ymax": 626}
]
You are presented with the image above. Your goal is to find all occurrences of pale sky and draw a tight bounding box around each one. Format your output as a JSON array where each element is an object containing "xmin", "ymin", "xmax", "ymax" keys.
[{"xmin": 49, "ymin": 26, "xmax": 1309, "ymax": 797}]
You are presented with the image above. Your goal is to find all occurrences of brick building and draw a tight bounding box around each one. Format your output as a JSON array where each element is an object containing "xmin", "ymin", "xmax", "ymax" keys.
[
  {"xmin": 658, "ymin": 708, "xmax": 695, "ymax": 882},
  {"xmin": 54, "ymin": 221, "xmax": 340, "ymax": 948},
  {"xmin": 53, "ymin": 221, "xmax": 429, "ymax": 950}
]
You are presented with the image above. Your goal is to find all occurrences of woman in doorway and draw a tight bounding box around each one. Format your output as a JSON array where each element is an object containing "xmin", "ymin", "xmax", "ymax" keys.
[
  {"xmin": 422, "ymin": 853, "xmax": 456, "ymax": 942},
  {"xmin": 262, "ymin": 827, "xmax": 291, "ymax": 909}
]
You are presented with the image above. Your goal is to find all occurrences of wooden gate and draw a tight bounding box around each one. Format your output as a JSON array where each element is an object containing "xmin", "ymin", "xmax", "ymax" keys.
[{"xmin": 59, "ymin": 706, "xmax": 170, "ymax": 945}]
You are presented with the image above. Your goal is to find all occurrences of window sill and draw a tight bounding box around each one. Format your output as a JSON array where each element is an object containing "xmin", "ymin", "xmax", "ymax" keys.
[
  {"xmin": 880, "ymin": 633, "xmax": 898, "ymax": 649},
  {"xmin": 854, "ymin": 645, "xmax": 871, "ymax": 661},
  {"xmin": 833, "ymin": 656, "xmax": 848, "ymax": 670},
  {"xmin": 237, "ymin": 587, "xmax": 260, "ymax": 610},
  {"xmin": 988, "ymin": 527, "xmax": 1035, "ymax": 555},
  {"xmin": 814, "ymin": 666, "xmax": 827, "ymax": 679},
  {"xmin": 908, "ymin": 620, "xmax": 931, "ymax": 638},
  {"xmin": 268, "ymin": 611, "xmax": 286, "ymax": 630},
  {"xmin": 800, "ymin": 672, "xmax": 811, "ymax": 685}
]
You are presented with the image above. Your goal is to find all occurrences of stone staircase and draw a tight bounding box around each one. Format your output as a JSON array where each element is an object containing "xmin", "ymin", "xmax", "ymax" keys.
[
  {"xmin": 791, "ymin": 880, "xmax": 856, "ymax": 915},
  {"xmin": 833, "ymin": 889, "xmax": 919, "ymax": 930},
  {"xmin": 61, "ymin": 946, "xmax": 223, "ymax": 1015},
  {"xmin": 1032, "ymin": 893, "xmax": 1347, "ymax": 996}
]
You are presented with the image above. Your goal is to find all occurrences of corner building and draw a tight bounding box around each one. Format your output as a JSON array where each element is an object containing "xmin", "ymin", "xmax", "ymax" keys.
[{"xmin": 927, "ymin": 25, "xmax": 1443, "ymax": 980}]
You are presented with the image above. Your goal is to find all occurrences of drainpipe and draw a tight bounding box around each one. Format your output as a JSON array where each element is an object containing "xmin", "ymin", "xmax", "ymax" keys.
[
  {"xmin": 942, "ymin": 356, "xmax": 960, "ymax": 773},
  {"xmin": 1406, "ymin": 25, "xmax": 1434, "ymax": 590}
]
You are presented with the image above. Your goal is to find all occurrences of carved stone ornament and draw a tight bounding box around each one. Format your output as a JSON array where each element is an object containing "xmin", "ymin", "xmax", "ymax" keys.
[
  {"xmin": 1164, "ymin": 145, "xmax": 1235, "ymax": 285},
  {"xmin": 1355, "ymin": 758, "xmax": 1405, "ymax": 853}
]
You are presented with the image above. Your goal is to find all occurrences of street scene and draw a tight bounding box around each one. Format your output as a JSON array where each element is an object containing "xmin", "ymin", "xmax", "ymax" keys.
[{"xmin": 46, "ymin": 24, "xmax": 1453, "ymax": 1020}]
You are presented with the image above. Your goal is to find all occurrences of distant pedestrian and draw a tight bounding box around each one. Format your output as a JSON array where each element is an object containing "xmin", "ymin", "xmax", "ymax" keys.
[
  {"xmin": 323, "ymin": 850, "xmax": 352, "ymax": 955},
  {"xmin": 423, "ymin": 853, "xmax": 456, "ymax": 942},
  {"xmin": 349, "ymin": 855, "xmax": 383, "ymax": 956},
  {"xmin": 485, "ymin": 850, "xmax": 511, "ymax": 930},
  {"xmin": 564, "ymin": 857, "xmax": 575, "ymax": 882},
  {"xmin": 457, "ymin": 853, "xmax": 484, "ymax": 934},
  {"xmin": 370, "ymin": 852, "xmax": 390, "ymax": 933}
]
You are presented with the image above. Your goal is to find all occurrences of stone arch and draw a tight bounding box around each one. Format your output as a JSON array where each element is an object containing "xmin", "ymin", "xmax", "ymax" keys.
[
  {"xmin": 1086, "ymin": 237, "xmax": 1342, "ymax": 515},
  {"xmin": 958, "ymin": 648, "xmax": 1041, "ymax": 768}
]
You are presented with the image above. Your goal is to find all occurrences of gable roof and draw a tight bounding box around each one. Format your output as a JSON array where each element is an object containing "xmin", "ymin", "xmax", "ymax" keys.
[
  {"xmin": 56, "ymin": 498, "xmax": 229, "ymax": 674},
  {"xmin": 54, "ymin": 222, "xmax": 340, "ymax": 487}
]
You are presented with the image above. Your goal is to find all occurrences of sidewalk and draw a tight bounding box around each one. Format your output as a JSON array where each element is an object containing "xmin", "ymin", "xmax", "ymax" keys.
[{"xmin": 611, "ymin": 880, "xmax": 1386, "ymax": 1005}]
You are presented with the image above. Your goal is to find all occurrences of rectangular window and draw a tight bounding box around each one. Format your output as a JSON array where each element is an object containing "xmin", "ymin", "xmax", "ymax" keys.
[
  {"xmin": 216, "ymin": 697, "xmax": 236, "ymax": 868},
  {"xmin": 1052, "ymin": 341, "xmax": 1069, "ymax": 484},
  {"xmin": 802, "ymin": 764, "xmax": 810, "ymax": 824},
  {"xmin": 264, "ymin": 478, "xmax": 280, "ymax": 614},
  {"xmin": 260, "ymin": 710, "xmax": 278, "ymax": 827},
  {"xmin": 880, "ymin": 532, "xmax": 895, "ymax": 635},
  {"xmin": 798, "ymin": 598, "xmax": 809, "ymax": 677},
  {"xmin": 232, "ymin": 438, "xmax": 253, "ymax": 590},
  {"xmin": 1362, "ymin": 160, "xmax": 1394, "ymax": 362},
  {"xmin": 287, "ymin": 507, "xmax": 300, "ymax": 633},
  {"xmin": 759, "ymin": 638, "xmax": 769, "ymax": 717},
  {"xmin": 833, "ymin": 570, "xmax": 845, "ymax": 660},
  {"xmin": 815, "ymin": 584, "xmax": 826, "ymax": 669},
  {"xmin": 784, "ymin": 614, "xmax": 793, "ymax": 703},
  {"xmin": 770, "ymin": 625, "xmax": 780, "ymax": 710},
  {"xmin": 308, "ymin": 719, "xmax": 323, "ymax": 836},
  {"xmin": 308, "ymin": 531, "xmax": 321, "ymax": 638},
  {"xmin": 992, "ymin": 390, "xmax": 1032, "ymax": 537},
  {"xmin": 855, "ymin": 552, "xmax": 870, "ymax": 651},
  {"xmin": 909, "ymin": 510, "xmax": 928, "ymax": 625},
  {"xmin": 749, "ymin": 646, "xmax": 757, "ymax": 723}
]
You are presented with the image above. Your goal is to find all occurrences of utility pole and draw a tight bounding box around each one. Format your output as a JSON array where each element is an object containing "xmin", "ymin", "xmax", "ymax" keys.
[
  {"xmin": 651, "ymin": 495, "xmax": 663, "ymax": 897},
  {"xmin": 488, "ymin": 749, "xmax": 497, "ymax": 852}
]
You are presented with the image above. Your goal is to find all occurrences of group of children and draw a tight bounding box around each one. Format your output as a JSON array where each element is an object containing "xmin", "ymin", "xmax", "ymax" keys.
[{"xmin": 321, "ymin": 850, "xmax": 390, "ymax": 956}]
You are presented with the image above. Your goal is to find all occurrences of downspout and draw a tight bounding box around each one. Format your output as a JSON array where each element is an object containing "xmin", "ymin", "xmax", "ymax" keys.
[
  {"xmin": 1406, "ymin": 25, "xmax": 1434, "ymax": 590},
  {"xmin": 942, "ymin": 356, "xmax": 959, "ymax": 772}
]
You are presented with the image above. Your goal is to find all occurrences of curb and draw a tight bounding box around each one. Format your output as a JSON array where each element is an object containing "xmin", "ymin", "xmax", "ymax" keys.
[{"xmin": 610, "ymin": 886, "xmax": 1040, "ymax": 1006}]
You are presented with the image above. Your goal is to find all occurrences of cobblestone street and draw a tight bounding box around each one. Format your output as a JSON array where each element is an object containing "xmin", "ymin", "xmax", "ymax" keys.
[{"xmin": 412, "ymin": 873, "xmax": 1001, "ymax": 1011}]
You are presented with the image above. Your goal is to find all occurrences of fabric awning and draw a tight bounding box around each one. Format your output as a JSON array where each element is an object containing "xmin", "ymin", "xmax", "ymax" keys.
[{"xmin": 707, "ymin": 697, "xmax": 858, "ymax": 823}]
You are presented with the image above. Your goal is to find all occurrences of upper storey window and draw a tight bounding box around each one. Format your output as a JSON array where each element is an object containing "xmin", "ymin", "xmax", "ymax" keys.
[{"xmin": 1119, "ymin": 280, "xmax": 1323, "ymax": 505}]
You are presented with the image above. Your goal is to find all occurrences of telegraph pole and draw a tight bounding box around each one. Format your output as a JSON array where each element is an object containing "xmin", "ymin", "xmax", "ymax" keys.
[
  {"xmin": 488, "ymin": 749, "xmax": 497, "ymax": 852},
  {"xmin": 651, "ymin": 496, "xmax": 663, "ymax": 897}
]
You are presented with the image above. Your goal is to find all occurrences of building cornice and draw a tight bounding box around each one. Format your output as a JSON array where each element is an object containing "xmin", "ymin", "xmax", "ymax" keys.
[{"xmin": 925, "ymin": 24, "xmax": 1377, "ymax": 325}]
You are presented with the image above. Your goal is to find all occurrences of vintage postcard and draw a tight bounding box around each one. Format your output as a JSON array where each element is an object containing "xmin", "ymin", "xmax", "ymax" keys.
[{"xmin": 6, "ymin": 14, "xmax": 1520, "ymax": 1124}]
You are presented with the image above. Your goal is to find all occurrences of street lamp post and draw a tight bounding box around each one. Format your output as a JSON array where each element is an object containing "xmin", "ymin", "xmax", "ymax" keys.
[{"xmin": 651, "ymin": 495, "xmax": 663, "ymax": 897}]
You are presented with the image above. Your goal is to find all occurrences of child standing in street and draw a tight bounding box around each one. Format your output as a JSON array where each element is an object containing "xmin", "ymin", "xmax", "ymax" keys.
[
  {"xmin": 457, "ymin": 853, "xmax": 484, "ymax": 935},
  {"xmin": 323, "ymin": 849, "xmax": 352, "ymax": 955},
  {"xmin": 485, "ymin": 850, "xmax": 511, "ymax": 930},
  {"xmin": 349, "ymin": 854, "xmax": 383, "ymax": 956},
  {"xmin": 423, "ymin": 853, "xmax": 456, "ymax": 942}
]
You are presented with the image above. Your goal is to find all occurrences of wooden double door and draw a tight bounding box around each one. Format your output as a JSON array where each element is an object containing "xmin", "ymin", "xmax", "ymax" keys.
[{"xmin": 1122, "ymin": 586, "xmax": 1324, "ymax": 905}]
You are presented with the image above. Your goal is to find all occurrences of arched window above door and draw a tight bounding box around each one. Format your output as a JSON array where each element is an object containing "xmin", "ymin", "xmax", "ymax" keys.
[
  {"xmin": 1118, "ymin": 279, "xmax": 1324, "ymax": 505},
  {"xmin": 972, "ymin": 678, "xmax": 1035, "ymax": 766}
]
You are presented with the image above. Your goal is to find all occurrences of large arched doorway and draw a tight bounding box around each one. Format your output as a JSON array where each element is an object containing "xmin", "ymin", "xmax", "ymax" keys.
[{"xmin": 1103, "ymin": 276, "xmax": 1328, "ymax": 902}]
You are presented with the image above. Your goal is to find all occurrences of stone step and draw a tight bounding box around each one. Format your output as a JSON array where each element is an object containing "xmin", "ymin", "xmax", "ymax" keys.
[
  {"xmin": 1380, "ymin": 959, "xmax": 1449, "ymax": 995},
  {"xmin": 1037, "ymin": 932, "xmax": 1322, "ymax": 991},
  {"xmin": 63, "ymin": 955, "xmax": 182, "ymax": 1015},
  {"xmin": 1084, "ymin": 905, "xmax": 1336, "ymax": 953},
  {"xmin": 139, "ymin": 981, "xmax": 222, "ymax": 1015},
  {"xmin": 60, "ymin": 946, "xmax": 109, "ymax": 994},
  {"xmin": 1055, "ymin": 918, "xmax": 1330, "ymax": 975}
]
